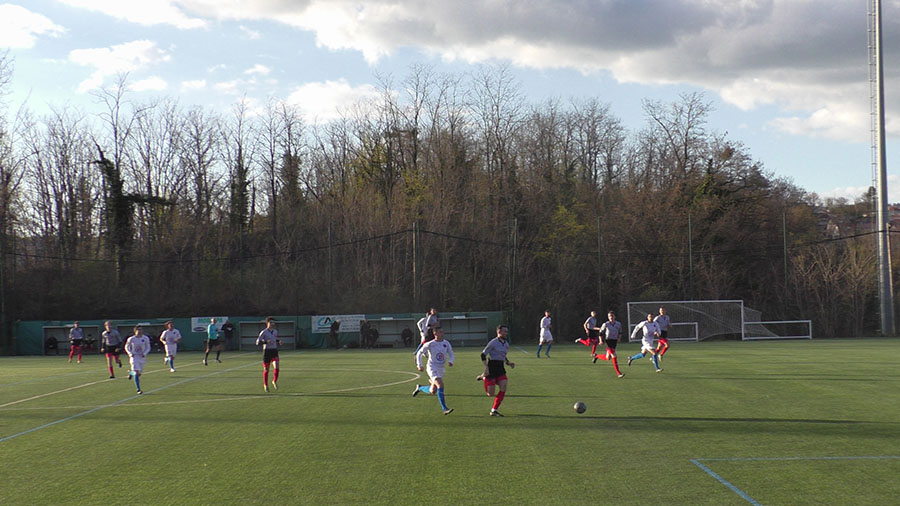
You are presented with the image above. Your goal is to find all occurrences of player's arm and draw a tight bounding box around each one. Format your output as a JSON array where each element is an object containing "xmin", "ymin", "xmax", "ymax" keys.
[{"xmin": 448, "ymin": 344, "xmax": 454, "ymax": 366}]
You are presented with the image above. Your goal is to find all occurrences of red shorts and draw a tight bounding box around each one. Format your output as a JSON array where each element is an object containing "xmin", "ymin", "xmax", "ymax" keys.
[
  {"xmin": 484, "ymin": 374, "xmax": 508, "ymax": 386},
  {"xmin": 658, "ymin": 338, "xmax": 669, "ymax": 346}
]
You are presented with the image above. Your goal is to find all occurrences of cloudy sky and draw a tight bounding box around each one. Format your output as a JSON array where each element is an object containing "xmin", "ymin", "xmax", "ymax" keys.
[{"xmin": 3, "ymin": 0, "xmax": 900, "ymax": 201}]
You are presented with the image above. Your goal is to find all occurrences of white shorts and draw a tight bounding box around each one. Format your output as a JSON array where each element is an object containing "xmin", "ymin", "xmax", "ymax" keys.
[
  {"xmin": 641, "ymin": 339, "xmax": 656, "ymax": 353},
  {"xmin": 164, "ymin": 344, "xmax": 178, "ymax": 357},
  {"xmin": 130, "ymin": 356, "xmax": 146, "ymax": 372},
  {"xmin": 426, "ymin": 365, "xmax": 446, "ymax": 381},
  {"xmin": 539, "ymin": 331, "xmax": 553, "ymax": 344}
]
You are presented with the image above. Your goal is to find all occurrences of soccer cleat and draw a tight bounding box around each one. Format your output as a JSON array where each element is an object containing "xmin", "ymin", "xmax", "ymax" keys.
[
  {"xmin": 109, "ymin": 375, "xmax": 115, "ymax": 379},
  {"xmin": 203, "ymin": 359, "xmax": 208, "ymax": 366},
  {"xmin": 592, "ymin": 355, "xmax": 598, "ymax": 364},
  {"xmin": 68, "ymin": 359, "xmax": 72, "ymax": 363},
  {"xmin": 617, "ymin": 373, "xmax": 625, "ymax": 378},
  {"xmin": 216, "ymin": 359, "xmax": 222, "ymax": 363},
  {"xmin": 412, "ymin": 385, "xmax": 420, "ymax": 396},
  {"xmin": 475, "ymin": 374, "xmax": 484, "ymax": 381},
  {"xmin": 443, "ymin": 408, "xmax": 454, "ymax": 415},
  {"xmin": 545, "ymin": 354, "xmax": 550, "ymax": 358},
  {"xmin": 117, "ymin": 362, "xmax": 122, "ymax": 368},
  {"xmin": 574, "ymin": 339, "xmax": 580, "ymax": 344},
  {"xmin": 170, "ymin": 368, "xmax": 175, "ymax": 373},
  {"xmin": 627, "ymin": 357, "xmax": 633, "ymax": 366},
  {"xmin": 136, "ymin": 389, "xmax": 142, "ymax": 394},
  {"xmin": 490, "ymin": 410, "xmax": 504, "ymax": 417},
  {"xmin": 272, "ymin": 381, "xmax": 277, "ymax": 390},
  {"xmin": 163, "ymin": 357, "xmax": 167, "ymax": 364},
  {"xmin": 263, "ymin": 384, "xmax": 269, "ymax": 392},
  {"xmin": 656, "ymin": 368, "xmax": 663, "ymax": 373}
]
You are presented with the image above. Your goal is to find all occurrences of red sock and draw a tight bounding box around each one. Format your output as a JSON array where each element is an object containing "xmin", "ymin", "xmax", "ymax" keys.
[
  {"xmin": 590, "ymin": 343, "xmax": 598, "ymax": 355},
  {"xmin": 263, "ymin": 367, "xmax": 269, "ymax": 385},
  {"xmin": 77, "ymin": 348, "xmax": 82, "ymax": 361},
  {"xmin": 108, "ymin": 366, "xmax": 114, "ymax": 376},
  {"xmin": 660, "ymin": 347, "xmax": 668, "ymax": 357},
  {"xmin": 612, "ymin": 356, "xmax": 621, "ymax": 375},
  {"xmin": 273, "ymin": 363, "xmax": 280, "ymax": 382},
  {"xmin": 69, "ymin": 349, "xmax": 75, "ymax": 360},
  {"xmin": 595, "ymin": 353, "xmax": 609, "ymax": 361},
  {"xmin": 483, "ymin": 380, "xmax": 490, "ymax": 394},
  {"xmin": 492, "ymin": 390, "xmax": 505, "ymax": 410}
]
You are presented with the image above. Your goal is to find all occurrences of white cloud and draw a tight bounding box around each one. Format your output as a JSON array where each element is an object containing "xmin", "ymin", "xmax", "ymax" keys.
[
  {"xmin": 0, "ymin": 4, "xmax": 66, "ymax": 48},
  {"xmin": 174, "ymin": 0, "xmax": 897, "ymax": 144},
  {"xmin": 239, "ymin": 25, "xmax": 261, "ymax": 39},
  {"xmin": 286, "ymin": 79, "xmax": 380, "ymax": 123},
  {"xmin": 244, "ymin": 64, "xmax": 271, "ymax": 76},
  {"xmin": 69, "ymin": 40, "xmax": 171, "ymax": 92},
  {"xmin": 821, "ymin": 175, "xmax": 900, "ymax": 204},
  {"xmin": 58, "ymin": 0, "xmax": 206, "ymax": 29},
  {"xmin": 180, "ymin": 79, "xmax": 207, "ymax": 91},
  {"xmin": 213, "ymin": 79, "xmax": 241, "ymax": 95},
  {"xmin": 131, "ymin": 76, "xmax": 167, "ymax": 91}
]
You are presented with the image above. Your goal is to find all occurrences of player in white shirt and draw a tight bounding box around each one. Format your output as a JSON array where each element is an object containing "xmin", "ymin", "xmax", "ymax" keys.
[
  {"xmin": 537, "ymin": 310, "xmax": 553, "ymax": 358},
  {"xmin": 158, "ymin": 320, "xmax": 182, "ymax": 373},
  {"xmin": 414, "ymin": 307, "xmax": 439, "ymax": 354},
  {"xmin": 412, "ymin": 326, "xmax": 454, "ymax": 415},
  {"xmin": 125, "ymin": 325, "xmax": 152, "ymax": 394},
  {"xmin": 653, "ymin": 306, "xmax": 671, "ymax": 361},
  {"xmin": 627, "ymin": 314, "xmax": 663, "ymax": 372}
]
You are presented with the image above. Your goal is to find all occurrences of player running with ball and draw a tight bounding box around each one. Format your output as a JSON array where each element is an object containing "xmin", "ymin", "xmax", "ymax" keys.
[
  {"xmin": 412, "ymin": 326, "xmax": 455, "ymax": 415},
  {"xmin": 256, "ymin": 318, "xmax": 281, "ymax": 392},
  {"xmin": 593, "ymin": 311, "xmax": 625, "ymax": 378}
]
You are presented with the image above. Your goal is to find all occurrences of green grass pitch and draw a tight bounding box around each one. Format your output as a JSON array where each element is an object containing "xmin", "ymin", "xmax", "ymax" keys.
[{"xmin": 2, "ymin": 339, "xmax": 899, "ymax": 505}]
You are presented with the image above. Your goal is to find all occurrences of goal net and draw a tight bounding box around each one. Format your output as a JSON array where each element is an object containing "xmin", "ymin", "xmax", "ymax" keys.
[{"xmin": 626, "ymin": 300, "xmax": 812, "ymax": 341}]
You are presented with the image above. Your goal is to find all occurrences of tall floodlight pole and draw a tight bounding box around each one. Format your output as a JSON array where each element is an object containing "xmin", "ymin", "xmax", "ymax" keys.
[{"xmin": 872, "ymin": 0, "xmax": 895, "ymax": 335}]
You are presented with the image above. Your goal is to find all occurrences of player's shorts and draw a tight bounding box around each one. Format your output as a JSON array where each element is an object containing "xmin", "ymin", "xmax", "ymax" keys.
[
  {"xmin": 484, "ymin": 374, "xmax": 508, "ymax": 387},
  {"xmin": 640, "ymin": 339, "xmax": 655, "ymax": 353},
  {"xmin": 539, "ymin": 331, "xmax": 553, "ymax": 344},
  {"xmin": 426, "ymin": 365, "xmax": 446, "ymax": 381},
  {"xmin": 105, "ymin": 345, "xmax": 121, "ymax": 355},
  {"xmin": 206, "ymin": 339, "xmax": 221, "ymax": 349},
  {"xmin": 588, "ymin": 329, "xmax": 600, "ymax": 339},
  {"xmin": 262, "ymin": 349, "xmax": 279, "ymax": 365},
  {"xmin": 486, "ymin": 360, "xmax": 507, "ymax": 379},
  {"xmin": 70, "ymin": 340, "xmax": 83, "ymax": 348},
  {"xmin": 660, "ymin": 330, "xmax": 668, "ymax": 339},
  {"xmin": 164, "ymin": 344, "xmax": 178, "ymax": 357},
  {"xmin": 657, "ymin": 337, "xmax": 669, "ymax": 346},
  {"xmin": 129, "ymin": 357, "xmax": 146, "ymax": 372},
  {"xmin": 605, "ymin": 338, "xmax": 619, "ymax": 350}
]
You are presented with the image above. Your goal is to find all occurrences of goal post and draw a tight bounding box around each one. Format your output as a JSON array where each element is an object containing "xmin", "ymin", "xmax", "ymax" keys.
[
  {"xmin": 626, "ymin": 300, "xmax": 812, "ymax": 342},
  {"xmin": 627, "ymin": 300, "xmax": 746, "ymax": 341}
]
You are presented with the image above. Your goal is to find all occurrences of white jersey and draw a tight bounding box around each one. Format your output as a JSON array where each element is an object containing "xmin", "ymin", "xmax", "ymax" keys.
[
  {"xmin": 654, "ymin": 314, "xmax": 671, "ymax": 332},
  {"xmin": 539, "ymin": 316, "xmax": 552, "ymax": 341},
  {"xmin": 125, "ymin": 334, "xmax": 151, "ymax": 371},
  {"xmin": 631, "ymin": 321, "xmax": 661, "ymax": 349},
  {"xmin": 416, "ymin": 339, "xmax": 454, "ymax": 380},
  {"xmin": 160, "ymin": 329, "xmax": 182, "ymax": 356},
  {"xmin": 599, "ymin": 320, "xmax": 623, "ymax": 340}
]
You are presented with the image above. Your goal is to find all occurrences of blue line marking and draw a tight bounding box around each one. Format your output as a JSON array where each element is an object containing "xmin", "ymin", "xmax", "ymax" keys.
[
  {"xmin": 691, "ymin": 455, "xmax": 900, "ymax": 505},
  {"xmin": 690, "ymin": 459, "xmax": 761, "ymax": 506}
]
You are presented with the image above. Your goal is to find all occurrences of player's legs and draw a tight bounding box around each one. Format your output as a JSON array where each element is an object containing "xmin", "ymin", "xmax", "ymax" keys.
[
  {"xmin": 106, "ymin": 353, "xmax": 115, "ymax": 377},
  {"xmin": 491, "ymin": 377, "xmax": 508, "ymax": 414},
  {"xmin": 657, "ymin": 339, "xmax": 669, "ymax": 358},
  {"xmin": 68, "ymin": 346, "xmax": 75, "ymax": 362},
  {"xmin": 76, "ymin": 345, "xmax": 82, "ymax": 362},
  {"xmin": 204, "ymin": 341, "xmax": 211, "ymax": 365},
  {"xmin": 272, "ymin": 357, "xmax": 279, "ymax": 387},
  {"xmin": 536, "ymin": 343, "xmax": 542, "ymax": 357},
  {"xmin": 215, "ymin": 342, "xmax": 223, "ymax": 362},
  {"xmin": 432, "ymin": 376, "xmax": 450, "ymax": 412}
]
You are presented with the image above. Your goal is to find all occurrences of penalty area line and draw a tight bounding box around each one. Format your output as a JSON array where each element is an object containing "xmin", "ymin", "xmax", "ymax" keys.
[{"xmin": 0, "ymin": 360, "xmax": 258, "ymax": 444}]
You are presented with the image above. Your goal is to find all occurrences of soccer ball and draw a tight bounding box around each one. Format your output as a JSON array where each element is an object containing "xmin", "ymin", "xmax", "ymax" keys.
[{"xmin": 573, "ymin": 402, "xmax": 586, "ymax": 414}]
